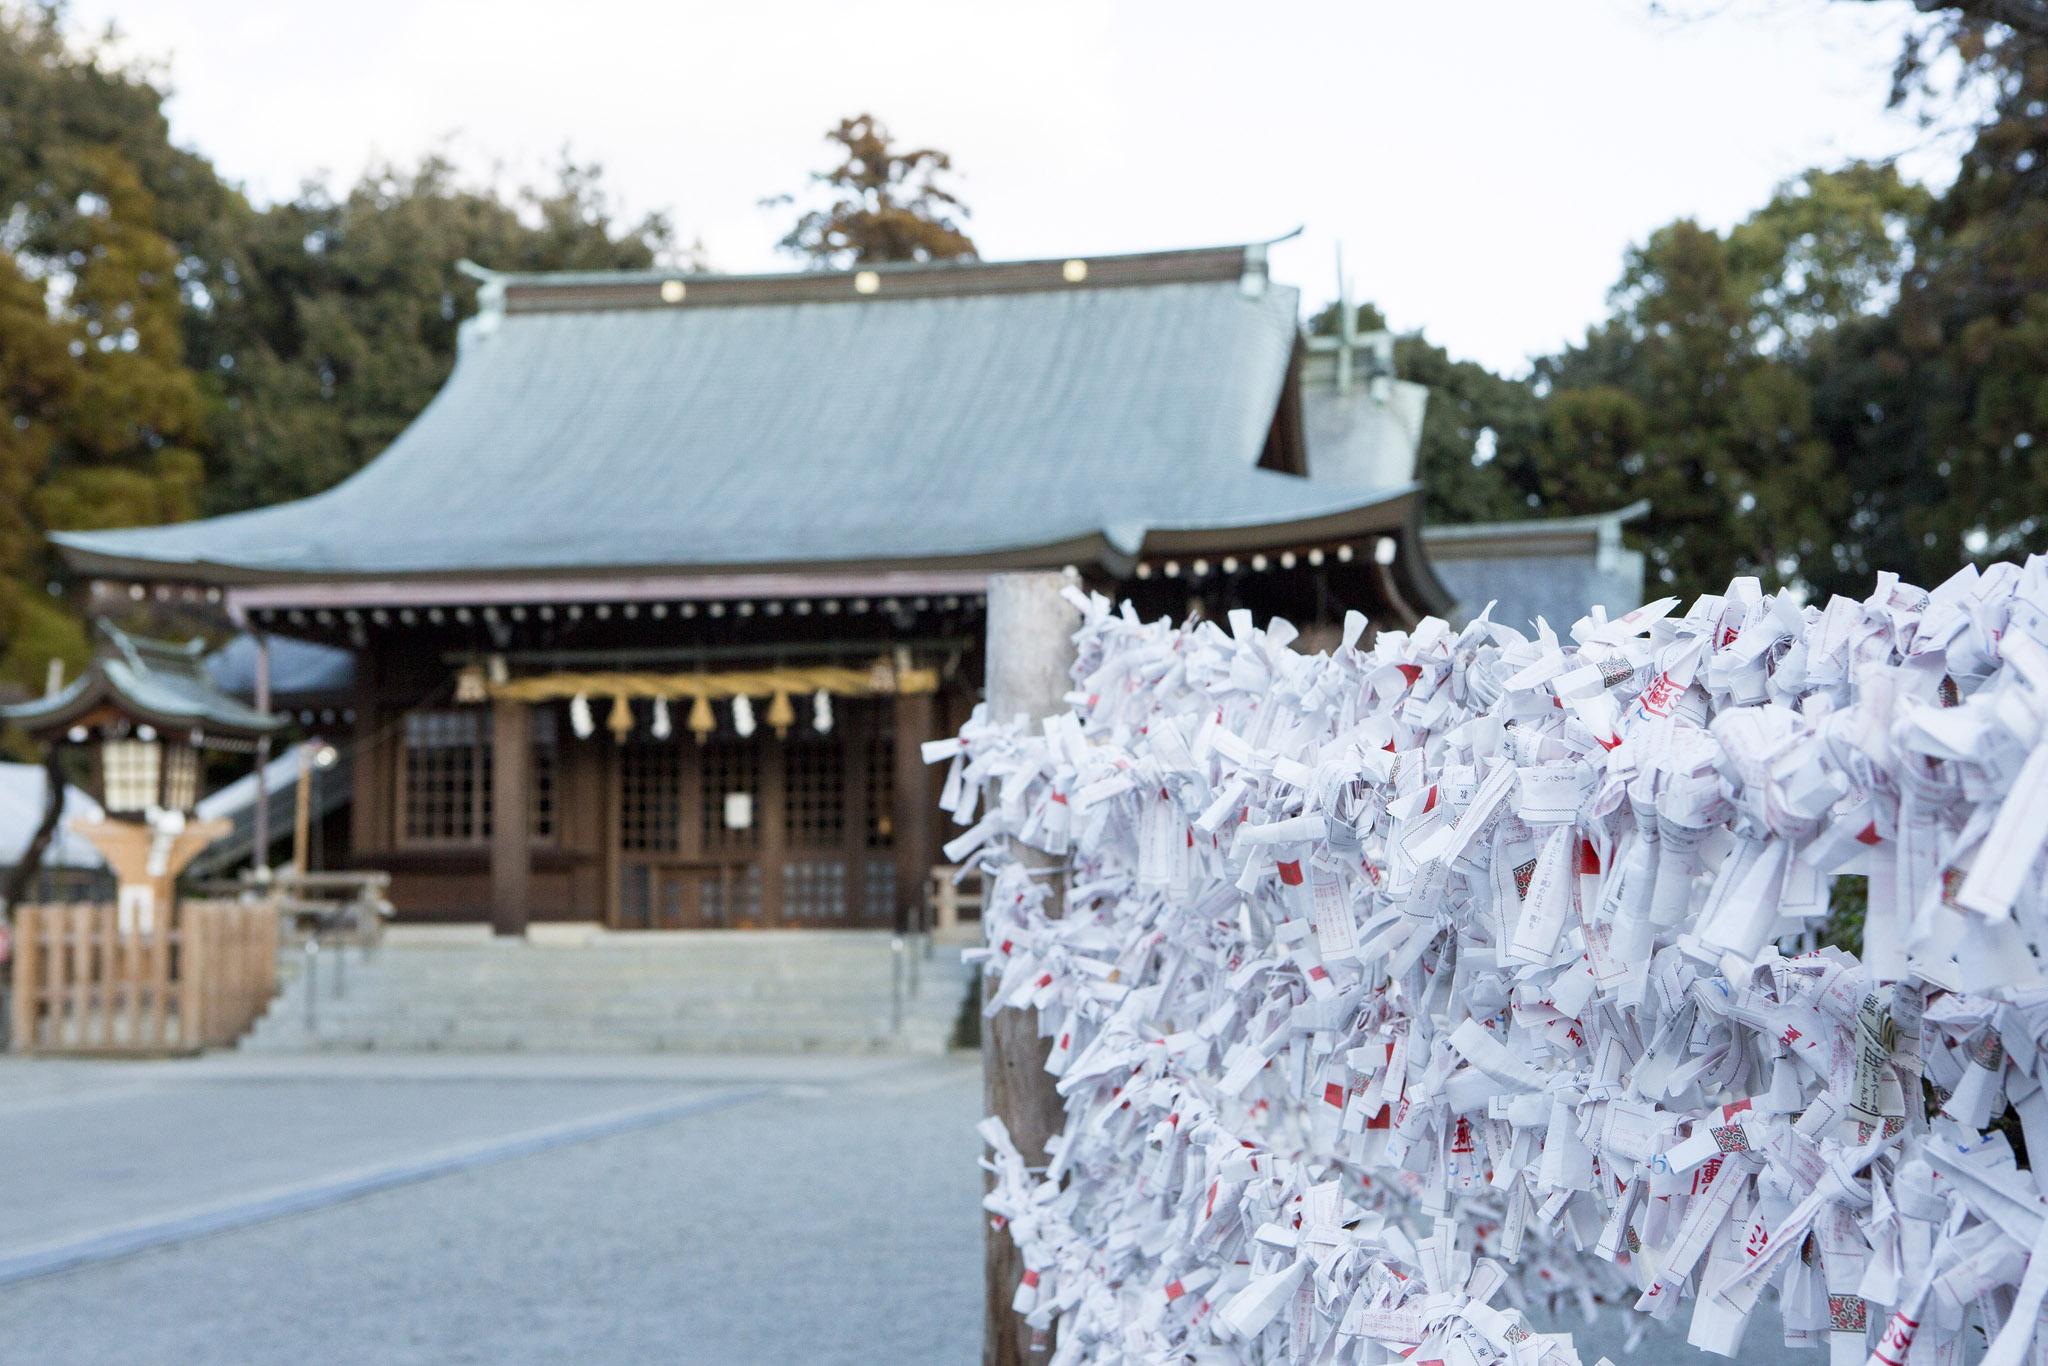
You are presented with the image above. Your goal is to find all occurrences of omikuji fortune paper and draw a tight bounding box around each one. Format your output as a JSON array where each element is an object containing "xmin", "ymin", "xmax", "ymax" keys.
[{"xmin": 940, "ymin": 558, "xmax": 2048, "ymax": 1366}]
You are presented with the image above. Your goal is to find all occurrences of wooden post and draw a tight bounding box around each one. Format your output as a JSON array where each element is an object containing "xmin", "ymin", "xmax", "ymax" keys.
[
  {"xmin": 893, "ymin": 684, "xmax": 936, "ymax": 932},
  {"xmin": 489, "ymin": 698, "xmax": 532, "ymax": 937},
  {"xmin": 350, "ymin": 653, "xmax": 384, "ymax": 859},
  {"xmin": 982, "ymin": 571, "xmax": 1080, "ymax": 1366},
  {"xmin": 759, "ymin": 731, "xmax": 786, "ymax": 926},
  {"xmin": 291, "ymin": 745, "xmax": 314, "ymax": 876}
]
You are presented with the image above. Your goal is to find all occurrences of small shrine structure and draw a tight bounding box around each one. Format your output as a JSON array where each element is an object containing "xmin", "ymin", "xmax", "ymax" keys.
[{"xmin": 0, "ymin": 623, "xmax": 282, "ymax": 929}]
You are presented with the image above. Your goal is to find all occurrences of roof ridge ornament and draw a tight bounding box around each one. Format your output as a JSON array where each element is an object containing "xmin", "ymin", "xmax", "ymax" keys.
[
  {"xmin": 455, "ymin": 259, "xmax": 507, "ymax": 345},
  {"xmin": 1240, "ymin": 243, "xmax": 1268, "ymax": 299}
]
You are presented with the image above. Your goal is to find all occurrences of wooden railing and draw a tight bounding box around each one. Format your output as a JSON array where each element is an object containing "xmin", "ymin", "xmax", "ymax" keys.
[
  {"xmin": 927, "ymin": 865, "xmax": 984, "ymax": 931},
  {"xmin": 8, "ymin": 900, "xmax": 281, "ymax": 1055}
]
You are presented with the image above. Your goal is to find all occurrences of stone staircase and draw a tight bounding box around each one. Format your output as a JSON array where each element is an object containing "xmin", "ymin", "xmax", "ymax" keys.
[{"xmin": 240, "ymin": 925, "xmax": 975, "ymax": 1054}]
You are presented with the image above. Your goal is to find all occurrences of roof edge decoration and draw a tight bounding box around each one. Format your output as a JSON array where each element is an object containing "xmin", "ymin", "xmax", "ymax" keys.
[{"xmin": 464, "ymin": 238, "xmax": 1296, "ymax": 316}]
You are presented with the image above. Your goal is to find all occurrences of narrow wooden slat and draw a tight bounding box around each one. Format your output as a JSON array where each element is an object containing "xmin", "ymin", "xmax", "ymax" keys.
[
  {"xmin": 147, "ymin": 906, "xmax": 170, "ymax": 1048},
  {"xmin": 103, "ymin": 912, "xmax": 120, "ymax": 1049},
  {"xmin": 42, "ymin": 905, "xmax": 62, "ymax": 1051},
  {"xmin": 105, "ymin": 907, "xmax": 123, "ymax": 1049},
  {"xmin": 57, "ymin": 905, "xmax": 75, "ymax": 1049},
  {"xmin": 107, "ymin": 913, "xmax": 123, "ymax": 1049},
  {"xmin": 78, "ymin": 906, "xmax": 94, "ymax": 1048},
  {"xmin": 70, "ymin": 906, "xmax": 92, "ymax": 1049},
  {"xmin": 180, "ymin": 905, "xmax": 205, "ymax": 1049},
  {"xmin": 214, "ymin": 907, "xmax": 231, "ymax": 1048},
  {"xmin": 92, "ymin": 906, "xmax": 115, "ymax": 1049},
  {"xmin": 124, "ymin": 915, "xmax": 145, "ymax": 1047},
  {"xmin": 11, "ymin": 907, "xmax": 40, "ymax": 1052},
  {"xmin": 216, "ymin": 906, "xmax": 234, "ymax": 1047}
]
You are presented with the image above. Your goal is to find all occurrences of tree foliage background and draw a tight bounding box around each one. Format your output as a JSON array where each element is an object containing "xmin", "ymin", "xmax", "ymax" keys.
[
  {"xmin": 765, "ymin": 112, "xmax": 976, "ymax": 268},
  {"xmin": 1324, "ymin": 0, "xmax": 2046, "ymax": 605},
  {"xmin": 0, "ymin": 4, "xmax": 676, "ymax": 700},
  {"xmin": 0, "ymin": 0, "xmax": 2042, "ymax": 705}
]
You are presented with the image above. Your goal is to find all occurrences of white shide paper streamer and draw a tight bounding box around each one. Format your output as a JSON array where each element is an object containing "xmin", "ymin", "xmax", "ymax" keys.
[{"xmin": 935, "ymin": 558, "xmax": 2048, "ymax": 1366}]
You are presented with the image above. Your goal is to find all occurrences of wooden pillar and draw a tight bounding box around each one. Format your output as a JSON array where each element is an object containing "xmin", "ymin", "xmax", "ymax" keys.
[
  {"xmin": 350, "ymin": 652, "xmax": 384, "ymax": 857},
  {"xmin": 291, "ymin": 746, "xmax": 314, "ymax": 875},
  {"xmin": 892, "ymin": 684, "xmax": 936, "ymax": 933},
  {"xmin": 982, "ymin": 571, "xmax": 1080, "ymax": 1366},
  {"xmin": 759, "ymin": 733, "xmax": 786, "ymax": 926},
  {"xmin": 598, "ymin": 739, "xmax": 625, "ymax": 929},
  {"xmin": 489, "ymin": 698, "xmax": 532, "ymax": 938}
]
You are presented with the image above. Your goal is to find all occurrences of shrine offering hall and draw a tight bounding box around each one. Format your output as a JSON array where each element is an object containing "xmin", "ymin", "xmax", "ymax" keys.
[{"xmin": 53, "ymin": 244, "xmax": 1453, "ymax": 932}]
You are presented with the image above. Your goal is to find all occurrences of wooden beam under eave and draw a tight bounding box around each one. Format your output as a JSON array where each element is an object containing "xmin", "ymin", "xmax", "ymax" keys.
[{"xmin": 892, "ymin": 686, "xmax": 937, "ymax": 933}]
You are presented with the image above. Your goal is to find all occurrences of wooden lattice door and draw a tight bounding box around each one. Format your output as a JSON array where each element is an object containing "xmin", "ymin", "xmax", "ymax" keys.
[
  {"xmin": 780, "ymin": 734, "xmax": 848, "ymax": 923},
  {"xmin": 612, "ymin": 708, "xmax": 899, "ymax": 928}
]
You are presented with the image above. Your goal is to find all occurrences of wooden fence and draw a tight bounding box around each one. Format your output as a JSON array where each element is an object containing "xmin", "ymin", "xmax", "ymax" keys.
[{"xmin": 9, "ymin": 900, "xmax": 281, "ymax": 1055}]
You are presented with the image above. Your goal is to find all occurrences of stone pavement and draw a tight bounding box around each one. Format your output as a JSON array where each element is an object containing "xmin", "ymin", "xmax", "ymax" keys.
[{"xmin": 0, "ymin": 1052, "xmax": 983, "ymax": 1365}]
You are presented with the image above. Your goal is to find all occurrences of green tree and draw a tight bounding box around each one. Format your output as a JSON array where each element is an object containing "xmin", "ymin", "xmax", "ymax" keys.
[
  {"xmin": 0, "ymin": 5, "xmax": 231, "ymax": 694},
  {"xmin": 1394, "ymin": 331, "xmax": 1549, "ymax": 525},
  {"xmin": 1537, "ymin": 165, "xmax": 1928, "ymax": 600},
  {"xmin": 768, "ymin": 114, "xmax": 976, "ymax": 267},
  {"xmin": 1817, "ymin": 0, "xmax": 2048, "ymax": 586},
  {"xmin": 197, "ymin": 156, "xmax": 682, "ymax": 512}
]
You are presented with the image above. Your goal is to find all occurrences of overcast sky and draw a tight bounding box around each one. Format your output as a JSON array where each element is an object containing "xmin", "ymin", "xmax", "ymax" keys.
[{"xmin": 75, "ymin": 0, "xmax": 1949, "ymax": 375}]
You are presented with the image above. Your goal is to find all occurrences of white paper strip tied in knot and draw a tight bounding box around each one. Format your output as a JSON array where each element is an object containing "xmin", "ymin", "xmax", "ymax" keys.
[{"xmin": 943, "ymin": 559, "xmax": 2048, "ymax": 1366}]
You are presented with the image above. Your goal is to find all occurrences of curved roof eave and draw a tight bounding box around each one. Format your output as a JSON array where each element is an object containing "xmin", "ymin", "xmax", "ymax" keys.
[
  {"xmin": 0, "ymin": 666, "xmax": 283, "ymax": 739},
  {"xmin": 52, "ymin": 486, "xmax": 1427, "ymax": 593}
]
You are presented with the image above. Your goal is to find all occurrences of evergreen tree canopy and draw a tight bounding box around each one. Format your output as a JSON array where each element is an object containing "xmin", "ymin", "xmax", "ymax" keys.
[
  {"xmin": 1819, "ymin": 0, "xmax": 2048, "ymax": 587},
  {"xmin": 769, "ymin": 114, "xmax": 976, "ymax": 267},
  {"xmin": 1538, "ymin": 165, "xmax": 1929, "ymax": 601},
  {"xmin": 0, "ymin": 4, "xmax": 230, "ymax": 690},
  {"xmin": 196, "ymin": 157, "xmax": 680, "ymax": 512},
  {"xmin": 0, "ymin": 8, "xmax": 678, "ymax": 702}
]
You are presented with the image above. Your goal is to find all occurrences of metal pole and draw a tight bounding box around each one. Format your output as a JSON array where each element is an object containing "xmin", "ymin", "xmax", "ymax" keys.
[
  {"xmin": 252, "ymin": 633, "xmax": 272, "ymax": 879},
  {"xmin": 890, "ymin": 936, "xmax": 905, "ymax": 1034},
  {"xmin": 982, "ymin": 571, "xmax": 1079, "ymax": 1366},
  {"xmin": 303, "ymin": 938, "xmax": 319, "ymax": 1032}
]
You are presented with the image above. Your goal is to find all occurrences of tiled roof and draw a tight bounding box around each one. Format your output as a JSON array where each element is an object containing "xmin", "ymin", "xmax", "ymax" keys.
[{"xmin": 54, "ymin": 246, "xmax": 1419, "ymax": 584}]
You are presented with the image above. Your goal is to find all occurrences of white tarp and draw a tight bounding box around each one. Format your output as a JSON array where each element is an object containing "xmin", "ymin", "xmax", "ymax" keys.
[{"xmin": 0, "ymin": 762, "xmax": 103, "ymax": 870}]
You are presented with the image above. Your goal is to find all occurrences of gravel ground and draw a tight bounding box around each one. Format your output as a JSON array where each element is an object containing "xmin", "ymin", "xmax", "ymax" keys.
[{"xmin": 0, "ymin": 1053, "xmax": 983, "ymax": 1365}]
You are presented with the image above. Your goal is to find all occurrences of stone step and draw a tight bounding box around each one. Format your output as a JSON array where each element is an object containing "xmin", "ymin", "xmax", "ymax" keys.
[
  {"xmin": 241, "ymin": 933, "xmax": 976, "ymax": 1055},
  {"xmin": 243, "ymin": 1032, "xmax": 937, "ymax": 1055}
]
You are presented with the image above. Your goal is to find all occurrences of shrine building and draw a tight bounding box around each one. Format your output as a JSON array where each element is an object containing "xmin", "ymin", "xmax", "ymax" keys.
[{"xmin": 49, "ymin": 244, "xmax": 1455, "ymax": 934}]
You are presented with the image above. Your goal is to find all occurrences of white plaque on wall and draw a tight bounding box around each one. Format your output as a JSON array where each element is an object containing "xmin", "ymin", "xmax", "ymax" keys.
[{"xmin": 723, "ymin": 792, "xmax": 754, "ymax": 831}]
